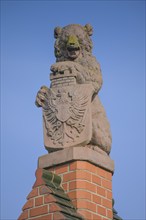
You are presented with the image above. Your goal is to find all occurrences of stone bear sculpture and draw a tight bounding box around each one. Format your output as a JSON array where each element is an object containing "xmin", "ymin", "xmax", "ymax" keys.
[{"xmin": 36, "ymin": 24, "xmax": 112, "ymax": 154}]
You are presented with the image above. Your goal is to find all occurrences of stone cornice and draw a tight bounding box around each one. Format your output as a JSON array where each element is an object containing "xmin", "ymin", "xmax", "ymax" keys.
[{"xmin": 38, "ymin": 146, "xmax": 114, "ymax": 173}]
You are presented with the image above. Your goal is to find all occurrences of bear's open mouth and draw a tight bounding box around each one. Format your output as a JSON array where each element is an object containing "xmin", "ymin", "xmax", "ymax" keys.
[
  {"xmin": 67, "ymin": 46, "xmax": 80, "ymax": 59},
  {"xmin": 67, "ymin": 46, "xmax": 80, "ymax": 52}
]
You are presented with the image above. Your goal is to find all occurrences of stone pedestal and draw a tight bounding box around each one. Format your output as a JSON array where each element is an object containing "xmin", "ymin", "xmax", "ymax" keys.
[{"xmin": 38, "ymin": 146, "xmax": 114, "ymax": 219}]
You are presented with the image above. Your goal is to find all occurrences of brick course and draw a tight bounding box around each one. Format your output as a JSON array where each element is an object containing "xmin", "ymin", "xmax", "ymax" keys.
[
  {"xmin": 18, "ymin": 168, "xmax": 83, "ymax": 220},
  {"xmin": 47, "ymin": 160, "xmax": 113, "ymax": 219},
  {"xmin": 19, "ymin": 150, "xmax": 114, "ymax": 220}
]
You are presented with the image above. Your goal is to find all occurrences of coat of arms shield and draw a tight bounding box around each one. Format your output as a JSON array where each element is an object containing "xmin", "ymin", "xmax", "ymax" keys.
[{"xmin": 43, "ymin": 84, "xmax": 93, "ymax": 152}]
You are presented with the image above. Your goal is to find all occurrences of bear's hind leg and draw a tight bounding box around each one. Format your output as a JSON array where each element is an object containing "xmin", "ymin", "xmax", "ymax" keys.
[{"xmin": 90, "ymin": 97, "xmax": 112, "ymax": 154}]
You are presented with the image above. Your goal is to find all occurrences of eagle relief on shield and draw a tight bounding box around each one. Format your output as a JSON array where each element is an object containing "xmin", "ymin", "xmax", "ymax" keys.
[{"xmin": 42, "ymin": 81, "xmax": 93, "ymax": 152}]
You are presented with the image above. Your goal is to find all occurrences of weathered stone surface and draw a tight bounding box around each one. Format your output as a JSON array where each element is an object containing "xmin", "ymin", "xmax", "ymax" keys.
[
  {"xmin": 36, "ymin": 24, "xmax": 112, "ymax": 154},
  {"xmin": 38, "ymin": 146, "xmax": 114, "ymax": 173},
  {"xmin": 43, "ymin": 83, "xmax": 93, "ymax": 151}
]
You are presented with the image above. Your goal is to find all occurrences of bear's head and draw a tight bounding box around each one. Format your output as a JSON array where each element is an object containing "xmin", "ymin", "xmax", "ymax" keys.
[{"xmin": 54, "ymin": 24, "xmax": 93, "ymax": 61}]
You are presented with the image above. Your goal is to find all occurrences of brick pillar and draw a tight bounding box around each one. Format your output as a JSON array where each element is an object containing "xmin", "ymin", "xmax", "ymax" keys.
[
  {"xmin": 39, "ymin": 146, "xmax": 114, "ymax": 220},
  {"xmin": 18, "ymin": 168, "xmax": 84, "ymax": 220}
]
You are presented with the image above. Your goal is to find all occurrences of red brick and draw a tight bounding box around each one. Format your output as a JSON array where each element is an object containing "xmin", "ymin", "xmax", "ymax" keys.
[
  {"xmin": 62, "ymin": 182, "xmax": 68, "ymax": 192},
  {"xmin": 92, "ymin": 194, "xmax": 101, "ymax": 204},
  {"xmin": 18, "ymin": 210, "xmax": 28, "ymax": 220},
  {"xmin": 39, "ymin": 185, "xmax": 51, "ymax": 195},
  {"xmin": 97, "ymin": 206, "xmax": 106, "ymax": 216},
  {"xmin": 68, "ymin": 191, "xmax": 76, "ymax": 200},
  {"xmin": 86, "ymin": 163, "xmax": 97, "ymax": 173},
  {"xmin": 22, "ymin": 199, "xmax": 34, "ymax": 210},
  {"xmin": 49, "ymin": 203, "xmax": 61, "ymax": 213},
  {"xmin": 30, "ymin": 205, "xmax": 48, "ymax": 217},
  {"xmin": 102, "ymin": 179, "xmax": 112, "ymax": 190},
  {"xmin": 107, "ymin": 209, "xmax": 113, "ymax": 218},
  {"xmin": 55, "ymin": 164, "xmax": 68, "ymax": 174},
  {"xmin": 86, "ymin": 201, "xmax": 97, "ymax": 212},
  {"xmin": 78, "ymin": 209, "xmax": 92, "ymax": 219},
  {"xmin": 70, "ymin": 161, "xmax": 97, "ymax": 173},
  {"xmin": 102, "ymin": 217, "xmax": 109, "ymax": 220},
  {"xmin": 92, "ymin": 213, "xmax": 102, "ymax": 220},
  {"xmin": 106, "ymin": 190, "xmax": 112, "ymax": 199},
  {"xmin": 76, "ymin": 170, "xmax": 91, "ymax": 181},
  {"xmin": 44, "ymin": 194, "xmax": 56, "ymax": 203},
  {"xmin": 69, "ymin": 180, "xmax": 86, "ymax": 190},
  {"xmin": 33, "ymin": 168, "xmax": 45, "ymax": 188},
  {"xmin": 85, "ymin": 181, "xmax": 96, "ymax": 193},
  {"xmin": 84, "ymin": 181, "xmax": 96, "ymax": 193},
  {"xmin": 92, "ymin": 174, "xmax": 101, "ymax": 185},
  {"xmin": 102, "ymin": 198, "xmax": 112, "ymax": 209},
  {"xmin": 27, "ymin": 188, "xmax": 38, "ymax": 199},
  {"xmin": 106, "ymin": 171, "xmax": 112, "ymax": 180},
  {"xmin": 69, "ymin": 161, "xmax": 78, "ymax": 171},
  {"xmin": 96, "ymin": 167, "xmax": 107, "ymax": 178},
  {"xmin": 97, "ymin": 186, "xmax": 106, "ymax": 197},
  {"xmin": 73, "ymin": 200, "xmax": 96, "ymax": 212},
  {"xmin": 63, "ymin": 171, "xmax": 76, "ymax": 182},
  {"xmin": 32, "ymin": 214, "xmax": 53, "ymax": 220},
  {"xmin": 63, "ymin": 170, "xmax": 91, "ymax": 182},
  {"xmin": 35, "ymin": 196, "xmax": 43, "ymax": 206},
  {"xmin": 68, "ymin": 190, "xmax": 91, "ymax": 200},
  {"xmin": 53, "ymin": 212, "xmax": 66, "ymax": 220},
  {"xmin": 69, "ymin": 180, "xmax": 96, "ymax": 193},
  {"xmin": 70, "ymin": 161, "xmax": 87, "ymax": 171}
]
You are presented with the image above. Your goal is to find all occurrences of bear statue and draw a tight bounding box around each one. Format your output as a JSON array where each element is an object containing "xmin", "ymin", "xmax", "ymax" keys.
[{"xmin": 36, "ymin": 24, "xmax": 112, "ymax": 155}]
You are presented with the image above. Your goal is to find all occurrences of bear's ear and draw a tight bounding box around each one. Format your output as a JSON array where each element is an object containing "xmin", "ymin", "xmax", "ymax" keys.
[
  {"xmin": 84, "ymin": 24, "xmax": 93, "ymax": 36},
  {"xmin": 54, "ymin": 27, "xmax": 62, "ymax": 39}
]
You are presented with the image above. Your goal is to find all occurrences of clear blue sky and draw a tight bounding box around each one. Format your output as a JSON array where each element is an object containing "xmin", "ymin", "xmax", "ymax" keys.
[{"xmin": 1, "ymin": 1, "xmax": 145, "ymax": 219}]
